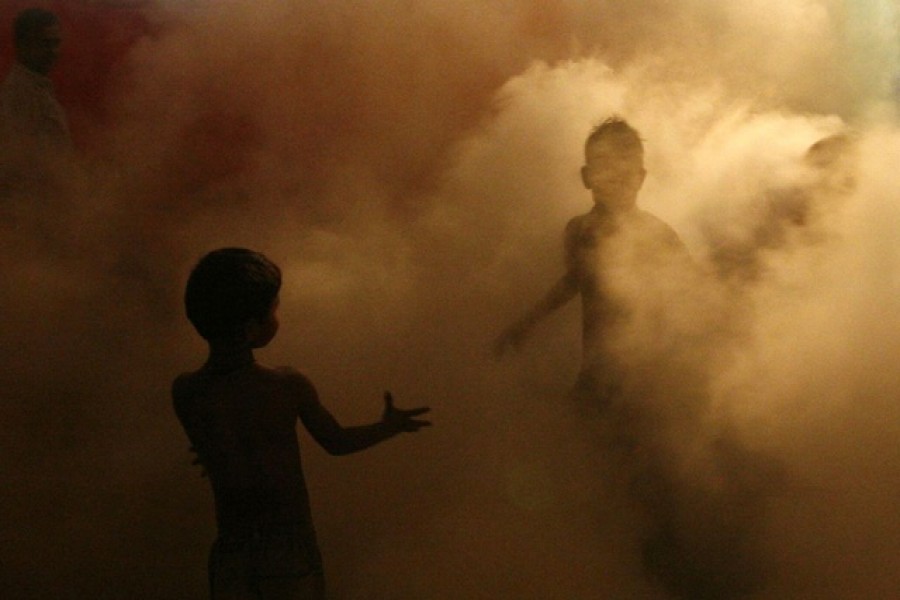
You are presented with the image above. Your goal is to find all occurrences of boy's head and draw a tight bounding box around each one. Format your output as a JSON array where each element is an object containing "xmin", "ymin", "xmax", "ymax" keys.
[
  {"xmin": 581, "ymin": 116, "xmax": 646, "ymax": 212},
  {"xmin": 14, "ymin": 8, "xmax": 61, "ymax": 75},
  {"xmin": 185, "ymin": 248, "xmax": 282, "ymax": 346}
]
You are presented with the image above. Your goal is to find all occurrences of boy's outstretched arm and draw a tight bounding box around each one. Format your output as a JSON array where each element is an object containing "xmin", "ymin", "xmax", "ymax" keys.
[
  {"xmin": 293, "ymin": 374, "xmax": 431, "ymax": 456},
  {"xmin": 493, "ymin": 272, "xmax": 577, "ymax": 357}
]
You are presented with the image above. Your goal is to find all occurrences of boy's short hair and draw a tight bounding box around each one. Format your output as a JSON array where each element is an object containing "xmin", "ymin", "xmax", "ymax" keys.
[
  {"xmin": 13, "ymin": 8, "xmax": 58, "ymax": 47},
  {"xmin": 185, "ymin": 248, "xmax": 282, "ymax": 342},
  {"xmin": 585, "ymin": 116, "xmax": 644, "ymax": 156}
]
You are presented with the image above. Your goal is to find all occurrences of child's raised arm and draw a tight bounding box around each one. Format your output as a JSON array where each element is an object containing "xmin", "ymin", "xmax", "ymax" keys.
[{"xmin": 289, "ymin": 372, "xmax": 430, "ymax": 455}]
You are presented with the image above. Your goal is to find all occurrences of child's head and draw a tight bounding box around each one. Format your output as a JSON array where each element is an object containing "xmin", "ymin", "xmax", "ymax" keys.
[
  {"xmin": 803, "ymin": 132, "xmax": 859, "ymax": 196},
  {"xmin": 581, "ymin": 116, "xmax": 646, "ymax": 212},
  {"xmin": 13, "ymin": 8, "xmax": 61, "ymax": 75},
  {"xmin": 185, "ymin": 248, "xmax": 282, "ymax": 346}
]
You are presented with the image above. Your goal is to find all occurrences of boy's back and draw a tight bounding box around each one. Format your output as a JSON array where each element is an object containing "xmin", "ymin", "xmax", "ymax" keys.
[{"xmin": 173, "ymin": 364, "xmax": 317, "ymax": 539}]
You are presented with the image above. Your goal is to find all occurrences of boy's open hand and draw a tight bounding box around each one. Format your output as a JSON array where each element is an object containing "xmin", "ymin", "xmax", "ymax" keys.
[{"xmin": 382, "ymin": 391, "xmax": 431, "ymax": 432}]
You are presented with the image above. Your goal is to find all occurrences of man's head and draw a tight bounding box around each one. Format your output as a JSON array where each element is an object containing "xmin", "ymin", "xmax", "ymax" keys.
[
  {"xmin": 185, "ymin": 248, "xmax": 282, "ymax": 347},
  {"xmin": 581, "ymin": 116, "xmax": 646, "ymax": 212},
  {"xmin": 13, "ymin": 8, "xmax": 61, "ymax": 75}
]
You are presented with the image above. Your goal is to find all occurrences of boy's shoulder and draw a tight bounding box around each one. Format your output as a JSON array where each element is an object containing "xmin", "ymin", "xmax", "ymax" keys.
[
  {"xmin": 171, "ymin": 364, "xmax": 317, "ymax": 400},
  {"xmin": 564, "ymin": 213, "xmax": 593, "ymax": 243},
  {"xmin": 264, "ymin": 365, "xmax": 316, "ymax": 392},
  {"xmin": 250, "ymin": 365, "xmax": 321, "ymax": 410},
  {"xmin": 566, "ymin": 211, "xmax": 593, "ymax": 230}
]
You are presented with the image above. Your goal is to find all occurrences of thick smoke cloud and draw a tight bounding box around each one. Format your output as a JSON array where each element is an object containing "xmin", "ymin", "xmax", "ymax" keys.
[{"xmin": 2, "ymin": 0, "xmax": 900, "ymax": 598}]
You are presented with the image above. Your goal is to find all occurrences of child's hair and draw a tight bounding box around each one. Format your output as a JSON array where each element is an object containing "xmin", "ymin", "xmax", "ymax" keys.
[
  {"xmin": 185, "ymin": 248, "xmax": 282, "ymax": 342},
  {"xmin": 585, "ymin": 116, "xmax": 643, "ymax": 156},
  {"xmin": 13, "ymin": 8, "xmax": 58, "ymax": 47}
]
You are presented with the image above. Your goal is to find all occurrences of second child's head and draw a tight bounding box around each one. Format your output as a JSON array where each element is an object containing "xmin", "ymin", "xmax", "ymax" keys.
[
  {"xmin": 581, "ymin": 117, "xmax": 646, "ymax": 212},
  {"xmin": 803, "ymin": 132, "xmax": 859, "ymax": 197},
  {"xmin": 185, "ymin": 248, "xmax": 282, "ymax": 349}
]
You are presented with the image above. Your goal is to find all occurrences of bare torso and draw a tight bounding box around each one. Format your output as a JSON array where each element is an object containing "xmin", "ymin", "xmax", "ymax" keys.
[
  {"xmin": 172, "ymin": 363, "xmax": 316, "ymax": 538},
  {"xmin": 564, "ymin": 207, "xmax": 688, "ymax": 370}
]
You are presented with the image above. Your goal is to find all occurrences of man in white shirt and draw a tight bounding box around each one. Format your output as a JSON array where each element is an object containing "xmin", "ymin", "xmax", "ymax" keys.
[
  {"xmin": 1, "ymin": 7, "xmax": 71, "ymax": 153},
  {"xmin": 0, "ymin": 8, "xmax": 74, "ymax": 234}
]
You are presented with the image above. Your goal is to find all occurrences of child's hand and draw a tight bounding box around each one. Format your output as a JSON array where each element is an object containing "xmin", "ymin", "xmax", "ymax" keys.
[{"xmin": 382, "ymin": 391, "xmax": 431, "ymax": 433}]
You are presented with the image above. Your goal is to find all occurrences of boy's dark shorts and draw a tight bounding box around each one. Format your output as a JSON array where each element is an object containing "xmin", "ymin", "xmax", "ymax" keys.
[{"xmin": 209, "ymin": 526, "xmax": 325, "ymax": 599}]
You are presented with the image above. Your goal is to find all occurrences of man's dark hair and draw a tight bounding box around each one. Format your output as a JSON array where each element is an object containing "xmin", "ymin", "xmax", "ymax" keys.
[
  {"xmin": 585, "ymin": 116, "xmax": 644, "ymax": 155},
  {"xmin": 13, "ymin": 7, "xmax": 58, "ymax": 47},
  {"xmin": 185, "ymin": 248, "xmax": 282, "ymax": 342}
]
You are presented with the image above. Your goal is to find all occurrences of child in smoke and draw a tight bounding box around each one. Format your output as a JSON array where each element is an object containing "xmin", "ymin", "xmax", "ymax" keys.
[
  {"xmin": 493, "ymin": 116, "xmax": 693, "ymax": 410},
  {"xmin": 173, "ymin": 247, "xmax": 431, "ymax": 599},
  {"xmin": 493, "ymin": 118, "xmax": 775, "ymax": 598}
]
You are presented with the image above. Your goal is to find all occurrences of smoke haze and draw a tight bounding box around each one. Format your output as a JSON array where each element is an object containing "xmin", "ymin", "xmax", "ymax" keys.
[{"xmin": 3, "ymin": 0, "xmax": 900, "ymax": 598}]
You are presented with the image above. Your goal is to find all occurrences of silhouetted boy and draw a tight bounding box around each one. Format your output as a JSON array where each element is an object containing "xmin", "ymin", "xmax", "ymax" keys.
[{"xmin": 173, "ymin": 248, "xmax": 430, "ymax": 599}]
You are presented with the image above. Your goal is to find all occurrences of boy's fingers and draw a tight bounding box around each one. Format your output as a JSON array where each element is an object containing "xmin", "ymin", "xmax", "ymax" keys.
[
  {"xmin": 405, "ymin": 419, "xmax": 432, "ymax": 431},
  {"xmin": 403, "ymin": 406, "xmax": 431, "ymax": 418},
  {"xmin": 383, "ymin": 393, "xmax": 431, "ymax": 427}
]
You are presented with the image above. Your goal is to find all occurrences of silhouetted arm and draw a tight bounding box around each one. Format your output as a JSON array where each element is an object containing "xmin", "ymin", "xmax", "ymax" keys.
[
  {"xmin": 493, "ymin": 272, "xmax": 577, "ymax": 357},
  {"xmin": 172, "ymin": 373, "xmax": 211, "ymax": 476},
  {"xmin": 291, "ymin": 373, "xmax": 430, "ymax": 456},
  {"xmin": 494, "ymin": 216, "xmax": 584, "ymax": 357}
]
